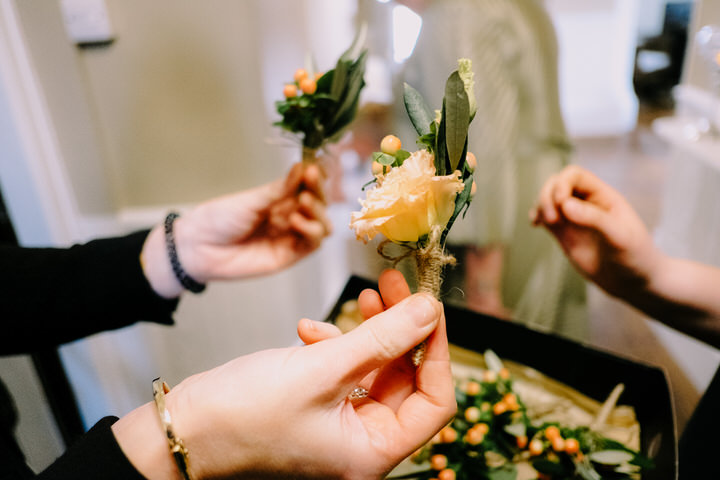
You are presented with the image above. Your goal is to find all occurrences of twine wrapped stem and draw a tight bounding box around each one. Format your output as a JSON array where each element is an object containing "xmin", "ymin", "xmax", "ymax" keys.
[
  {"xmin": 379, "ymin": 226, "xmax": 455, "ymax": 366},
  {"xmin": 302, "ymin": 147, "xmax": 318, "ymax": 164},
  {"xmin": 411, "ymin": 226, "xmax": 455, "ymax": 365}
]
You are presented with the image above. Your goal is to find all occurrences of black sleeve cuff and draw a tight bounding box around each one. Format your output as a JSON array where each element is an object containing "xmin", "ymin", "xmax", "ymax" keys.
[
  {"xmin": 37, "ymin": 417, "xmax": 146, "ymax": 479},
  {"xmin": 0, "ymin": 230, "xmax": 180, "ymax": 354}
]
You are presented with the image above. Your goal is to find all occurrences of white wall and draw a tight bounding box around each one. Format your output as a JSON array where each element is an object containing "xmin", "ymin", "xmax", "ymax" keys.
[{"xmin": 545, "ymin": 0, "xmax": 641, "ymax": 137}]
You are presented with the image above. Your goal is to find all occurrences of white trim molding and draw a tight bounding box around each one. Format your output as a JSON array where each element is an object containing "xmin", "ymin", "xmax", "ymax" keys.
[{"xmin": 0, "ymin": 0, "xmax": 80, "ymax": 246}]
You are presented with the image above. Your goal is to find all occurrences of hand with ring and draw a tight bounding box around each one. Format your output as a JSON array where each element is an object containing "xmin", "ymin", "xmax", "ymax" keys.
[{"xmin": 112, "ymin": 269, "xmax": 456, "ymax": 479}]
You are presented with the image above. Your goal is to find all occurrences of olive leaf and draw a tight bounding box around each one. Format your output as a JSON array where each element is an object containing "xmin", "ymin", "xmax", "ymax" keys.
[
  {"xmin": 504, "ymin": 423, "xmax": 526, "ymax": 437},
  {"xmin": 485, "ymin": 349, "xmax": 505, "ymax": 373},
  {"xmin": 444, "ymin": 71, "xmax": 470, "ymax": 173},
  {"xmin": 486, "ymin": 465, "xmax": 518, "ymax": 480},
  {"xmin": 403, "ymin": 83, "xmax": 434, "ymax": 137},
  {"xmin": 372, "ymin": 152, "xmax": 395, "ymax": 165},
  {"xmin": 339, "ymin": 22, "xmax": 367, "ymax": 63},
  {"xmin": 588, "ymin": 450, "xmax": 635, "ymax": 465},
  {"xmin": 331, "ymin": 51, "xmax": 367, "ymax": 125},
  {"xmin": 441, "ymin": 173, "xmax": 473, "ymax": 244},
  {"xmin": 434, "ymin": 100, "xmax": 448, "ymax": 175}
]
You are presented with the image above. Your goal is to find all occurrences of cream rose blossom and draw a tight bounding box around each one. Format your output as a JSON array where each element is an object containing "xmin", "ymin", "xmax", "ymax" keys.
[{"xmin": 351, "ymin": 150, "xmax": 464, "ymax": 243}]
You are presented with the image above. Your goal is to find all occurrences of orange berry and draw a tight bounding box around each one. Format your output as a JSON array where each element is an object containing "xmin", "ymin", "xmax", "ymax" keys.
[
  {"xmin": 516, "ymin": 435, "xmax": 528, "ymax": 449},
  {"xmin": 464, "ymin": 428, "xmax": 484, "ymax": 445},
  {"xmin": 551, "ymin": 436, "xmax": 565, "ymax": 452},
  {"xmin": 475, "ymin": 422, "xmax": 489, "ymax": 435},
  {"xmin": 438, "ymin": 469, "xmax": 456, "ymax": 480},
  {"xmin": 283, "ymin": 84, "xmax": 298, "ymax": 98},
  {"xmin": 493, "ymin": 402, "xmax": 507, "ymax": 416},
  {"xmin": 499, "ymin": 367, "xmax": 510, "ymax": 380},
  {"xmin": 564, "ymin": 438, "xmax": 580, "ymax": 454},
  {"xmin": 465, "ymin": 380, "xmax": 481, "ymax": 396},
  {"xmin": 480, "ymin": 402, "xmax": 491, "ymax": 412},
  {"xmin": 380, "ymin": 134, "xmax": 402, "ymax": 155},
  {"xmin": 544, "ymin": 426, "xmax": 560, "ymax": 441},
  {"xmin": 430, "ymin": 454, "xmax": 448, "ymax": 471},
  {"xmin": 482, "ymin": 370, "xmax": 497, "ymax": 383},
  {"xmin": 503, "ymin": 393, "xmax": 519, "ymax": 411},
  {"xmin": 464, "ymin": 406, "xmax": 481, "ymax": 423},
  {"xmin": 299, "ymin": 77, "xmax": 317, "ymax": 94},
  {"xmin": 439, "ymin": 426, "xmax": 458, "ymax": 443},
  {"xmin": 294, "ymin": 68, "xmax": 308, "ymax": 82},
  {"xmin": 314, "ymin": 71, "xmax": 323, "ymax": 80},
  {"xmin": 529, "ymin": 438, "xmax": 544, "ymax": 456},
  {"xmin": 465, "ymin": 152, "xmax": 477, "ymax": 171}
]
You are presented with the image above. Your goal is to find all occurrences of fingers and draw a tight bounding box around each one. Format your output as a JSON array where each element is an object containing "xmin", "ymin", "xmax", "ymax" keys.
[
  {"xmin": 324, "ymin": 293, "xmax": 443, "ymax": 389},
  {"xmin": 300, "ymin": 163, "xmax": 327, "ymax": 203},
  {"xmin": 394, "ymin": 309, "xmax": 455, "ymax": 441},
  {"xmin": 297, "ymin": 190, "xmax": 332, "ymax": 235},
  {"xmin": 559, "ymin": 196, "xmax": 614, "ymax": 234},
  {"xmin": 532, "ymin": 165, "xmax": 619, "ymax": 227},
  {"xmin": 357, "ymin": 269, "xmax": 412, "ymax": 320},
  {"xmin": 297, "ymin": 318, "xmax": 342, "ymax": 345},
  {"xmin": 377, "ymin": 269, "xmax": 412, "ymax": 308},
  {"xmin": 289, "ymin": 212, "xmax": 329, "ymax": 249},
  {"xmin": 358, "ymin": 288, "xmax": 384, "ymax": 319}
]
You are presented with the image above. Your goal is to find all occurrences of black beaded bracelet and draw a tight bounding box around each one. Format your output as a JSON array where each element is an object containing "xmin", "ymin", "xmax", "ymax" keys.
[{"xmin": 164, "ymin": 212, "xmax": 206, "ymax": 293}]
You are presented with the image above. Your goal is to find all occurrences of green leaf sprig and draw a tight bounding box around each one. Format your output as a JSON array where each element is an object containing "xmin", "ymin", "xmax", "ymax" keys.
[
  {"xmin": 274, "ymin": 25, "xmax": 368, "ymax": 149},
  {"xmin": 395, "ymin": 350, "xmax": 655, "ymax": 480}
]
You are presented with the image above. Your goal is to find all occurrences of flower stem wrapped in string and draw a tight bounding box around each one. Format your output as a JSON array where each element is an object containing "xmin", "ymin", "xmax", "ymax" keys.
[{"xmin": 351, "ymin": 59, "xmax": 478, "ymax": 365}]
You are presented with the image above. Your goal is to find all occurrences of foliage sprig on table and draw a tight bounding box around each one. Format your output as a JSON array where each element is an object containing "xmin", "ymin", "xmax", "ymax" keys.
[{"xmin": 393, "ymin": 351, "xmax": 654, "ymax": 480}]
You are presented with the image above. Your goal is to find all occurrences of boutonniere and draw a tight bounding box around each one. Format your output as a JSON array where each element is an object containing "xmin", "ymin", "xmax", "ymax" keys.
[
  {"xmin": 274, "ymin": 26, "xmax": 368, "ymax": 164},
  {"xmin": 350, "ymin": 59, "xmax": 477, "ymax": 365}
]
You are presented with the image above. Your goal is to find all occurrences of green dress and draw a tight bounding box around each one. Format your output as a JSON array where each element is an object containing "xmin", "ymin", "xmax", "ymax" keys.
[{"xmin": 399, "ymin": 0, "xmax": 587, "ymax": 339}]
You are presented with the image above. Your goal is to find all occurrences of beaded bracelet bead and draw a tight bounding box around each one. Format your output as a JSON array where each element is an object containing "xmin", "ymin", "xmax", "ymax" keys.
[
  {"xmin": 152, "ymin": 378, "xmax": 195, "ymax": 480},
  {"xmin": 164, "ymin": 212, "xmax": 206, "ymax": 293}
]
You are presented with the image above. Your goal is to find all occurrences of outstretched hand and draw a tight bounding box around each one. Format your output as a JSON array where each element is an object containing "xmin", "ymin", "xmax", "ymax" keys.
[
  {"xmin": 142, "ymin": 163, "xmax": 332, "ymax": 297},
  {"xmin": 530, "ymin": 165, "xmax": 660, "ymax": 298}
]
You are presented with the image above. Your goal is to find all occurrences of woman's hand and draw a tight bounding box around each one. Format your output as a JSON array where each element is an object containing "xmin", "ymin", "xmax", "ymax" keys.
[
  {"xmin": 113, "ymin": 272, "xmax": 456, "ymax": 479},
  {"xmin": 530, "ymin": 165, "xmax": 661, "ymax": 298},
  {"xmin": 142, "ymin": 163, "xmax": 332, "ymax": 297}
]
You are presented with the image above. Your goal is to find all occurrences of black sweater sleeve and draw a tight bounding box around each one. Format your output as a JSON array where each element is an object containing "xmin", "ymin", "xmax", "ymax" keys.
[
  {"xmin": 0, "ymin": 230, "xmax": 179, "ymax": 355},
  {"xmin": 36, "ymin": 417, "xmax": 146, "ymax": 480}
]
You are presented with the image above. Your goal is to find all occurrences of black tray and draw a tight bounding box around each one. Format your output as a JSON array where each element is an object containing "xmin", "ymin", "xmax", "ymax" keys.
[{"xmin": 325, "ymin": 275, "xmax": 678, "ymax": 480}]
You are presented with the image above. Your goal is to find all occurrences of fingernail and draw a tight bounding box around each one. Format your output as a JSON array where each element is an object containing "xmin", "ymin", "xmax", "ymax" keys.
[
  {"xmin": 302, "ymin": 318, "xmax": 315, "ymax": 330},
  {"xmin": 406, "ymin": 293, "xmax": 439, "ymax": 327}
]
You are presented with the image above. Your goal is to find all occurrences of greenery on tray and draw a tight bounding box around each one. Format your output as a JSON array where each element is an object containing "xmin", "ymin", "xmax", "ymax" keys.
[
  {"xmin": 274, "ymin": 25, "xmax": 368, "ymax": 150},
  {"xmin": 391, "ymin": 351, "xmax": 654, "ymax": 480}
]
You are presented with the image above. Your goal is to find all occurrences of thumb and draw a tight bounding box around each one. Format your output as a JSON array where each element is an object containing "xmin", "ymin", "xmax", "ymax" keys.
[{"xmin": 323, "ymin": 293, "xmax": 442, "ymax": 384}]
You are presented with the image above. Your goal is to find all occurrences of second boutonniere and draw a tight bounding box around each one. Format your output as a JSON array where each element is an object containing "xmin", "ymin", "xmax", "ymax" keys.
[
  {"xmin": 274, "ymin": 25, "xmax": 368, "ymax": 164},
  {"xmin": 350, "ymin": 59, "xmax": 477, "ymax": 365}
]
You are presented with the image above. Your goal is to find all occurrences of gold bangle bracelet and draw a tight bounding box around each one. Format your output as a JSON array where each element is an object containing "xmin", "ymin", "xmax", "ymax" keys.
[{"xmin": 152, "ymin": 377, "xmax": 195, "ymax": 480}]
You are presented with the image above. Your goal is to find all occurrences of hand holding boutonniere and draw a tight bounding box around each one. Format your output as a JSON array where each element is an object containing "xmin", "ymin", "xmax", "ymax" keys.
[
  {"xmin": 274, "ymin": 25, "xmax": 368, "ymax": 164},
  {"xmin": 350, "ymin": 59, "xmax": 478, "ymax": 365}
]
